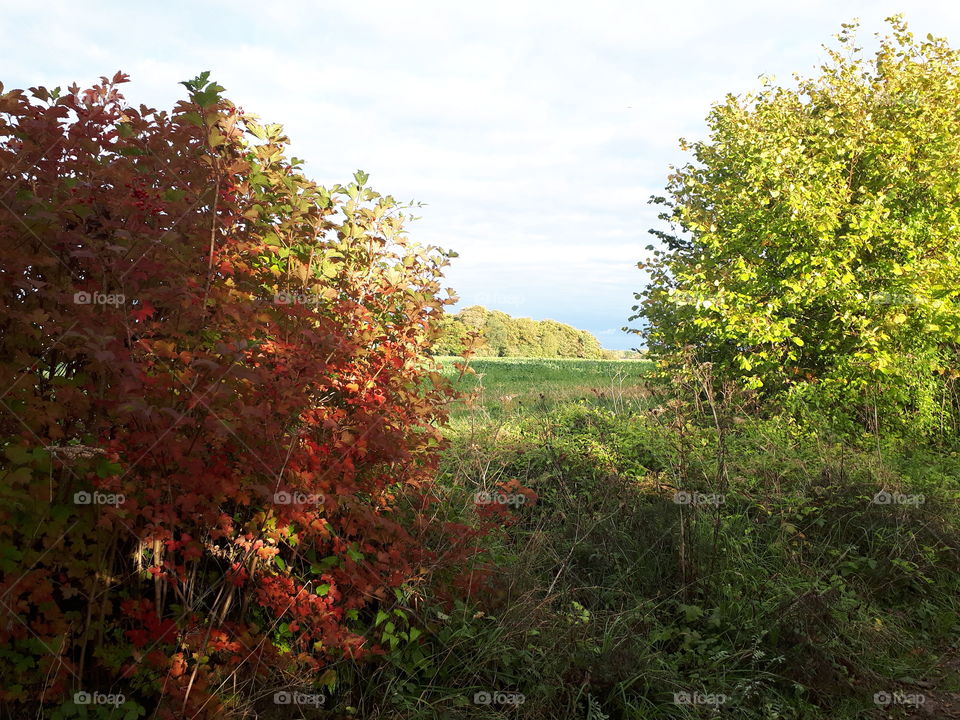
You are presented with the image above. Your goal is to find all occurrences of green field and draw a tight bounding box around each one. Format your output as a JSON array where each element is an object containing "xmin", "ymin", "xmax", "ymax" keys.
[{"xmin": 435, "ymin": 355, "xmax": 655, "ymax": 419}]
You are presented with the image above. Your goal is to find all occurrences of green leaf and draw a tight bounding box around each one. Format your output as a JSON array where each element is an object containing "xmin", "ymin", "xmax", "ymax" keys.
[
  {"xmin": 4, "ymin": 444, "xmax": 32, "ymax": 466},
  {"xmin": 346, "ymin": 545, "xmax": 364, "ymax": 562},
  {"xmin": 95, "ymin": 459, "xmax": 122, "ymax": 478}
]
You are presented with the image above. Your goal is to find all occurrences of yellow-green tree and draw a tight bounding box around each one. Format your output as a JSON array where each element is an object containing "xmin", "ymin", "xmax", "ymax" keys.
[
  {"xmin": 635, "ymin": 17, "xmax": 960, "ymax": 435},
  {"xmin": 433, "ymin": 306, "xmax": 603, "ymax": 358}
]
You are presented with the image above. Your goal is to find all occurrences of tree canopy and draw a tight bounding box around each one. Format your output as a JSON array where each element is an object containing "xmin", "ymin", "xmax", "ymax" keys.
[
  {"xmin": 634, "ymin": 17, "xmax": 960, "ymax": 434},
  {"xmin": 435, "ymin": 306, "xmax": 605, "ymax": 359}
]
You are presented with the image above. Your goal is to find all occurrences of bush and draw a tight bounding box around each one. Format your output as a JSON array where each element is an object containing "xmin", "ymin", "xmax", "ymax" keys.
[
  {"xmin": 0, "ymin": 73, "xmax": 485, "ymax": 717},
  {"xmin": 413, "ymin": 387, "xmax": 960, "ymax": 719}
]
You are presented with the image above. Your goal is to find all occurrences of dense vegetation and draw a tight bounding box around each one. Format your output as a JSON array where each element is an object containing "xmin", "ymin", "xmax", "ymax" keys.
[
  {"xmin": 0, "ymin": 73, "xmax": 482, "ymax": 719},
  {"xmin": 434, "ymin": 305, "xmax": 605, "ymax": 359},
  {"xmin": 634, "ymin": 17, "xmax": 960, "ymax": 438},
  {"xmin": 420, "ymin": 371, "xmax": 959, "ymax": 719}
]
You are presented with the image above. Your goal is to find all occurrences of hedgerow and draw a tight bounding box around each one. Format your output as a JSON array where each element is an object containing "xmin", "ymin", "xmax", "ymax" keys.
[{"xmin": 0, "ymin": 72, "xmax": 487, "ymax": 718}]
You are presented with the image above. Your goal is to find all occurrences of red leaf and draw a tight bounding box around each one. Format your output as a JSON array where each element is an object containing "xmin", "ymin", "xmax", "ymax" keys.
[{"xmin": 131, "ymin": 301, "xmax": 155, "ymax": 322}]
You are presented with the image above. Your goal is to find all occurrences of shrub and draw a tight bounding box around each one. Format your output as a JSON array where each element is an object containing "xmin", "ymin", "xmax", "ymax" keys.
[{"xmin": 0, "ymin": 72, "xmax": 484, "ymax": 717}]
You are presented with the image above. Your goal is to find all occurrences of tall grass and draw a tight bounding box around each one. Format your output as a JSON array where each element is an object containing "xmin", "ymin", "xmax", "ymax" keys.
[{"xmin": 337, "ymin": 357, "xmax": 960, "ymax": 719}]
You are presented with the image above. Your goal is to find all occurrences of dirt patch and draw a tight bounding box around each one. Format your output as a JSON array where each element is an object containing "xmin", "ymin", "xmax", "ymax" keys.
[{"xmin": 876, "ymin": 649, "xmax": 960, "ymax": 719}]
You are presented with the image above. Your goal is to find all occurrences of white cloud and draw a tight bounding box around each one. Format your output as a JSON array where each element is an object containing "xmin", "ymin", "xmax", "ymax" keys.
[{"xmin": 5, "ymin": 0, "xmax": 960, "ymax": 347}]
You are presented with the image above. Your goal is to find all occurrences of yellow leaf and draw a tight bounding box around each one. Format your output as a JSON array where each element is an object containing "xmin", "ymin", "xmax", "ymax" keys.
[
  {"xmin": 318, "ymin": 669, "xmax": 336, "ymax": 688},
  {"xmin": 154, "ymin": 340, "xmax": 176, "ymax": 357}
]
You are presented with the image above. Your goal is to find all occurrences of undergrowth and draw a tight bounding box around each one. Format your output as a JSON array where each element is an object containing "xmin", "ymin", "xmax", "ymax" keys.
[{"xmin": 336, "ymin": 371, "xmax": 960, "ymax": 719}]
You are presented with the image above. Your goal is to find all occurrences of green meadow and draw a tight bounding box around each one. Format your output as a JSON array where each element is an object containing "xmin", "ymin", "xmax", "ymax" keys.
[{"xmin": 435, "ymin": 356, "xmax": 655, "ymax": 420}]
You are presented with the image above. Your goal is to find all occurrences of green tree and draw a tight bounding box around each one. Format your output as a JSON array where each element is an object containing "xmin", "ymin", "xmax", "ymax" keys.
[
  {"xmin": 575, "ymin": 329, "xmax": 604, "ymax": 359},
  {"xmin": 457, "ymin": 305, "xmax": 492, "ymax": 354},
  {"xmin": 458, "ymin": 305, "xmax": 490, "ymax": 332},
  {"xmin": 513, "ymin": 316, "xmax": 542, "ymax": 356},
  {"xmin": 433, "ymin": 313, "xmax": 466, "ymax": 355},
  {"xmin": 634, "ymin": 17, "xmax": 960, "ymax": 434},
  {"xmin": 485, "ymin": 310, "xmax": 520, "ymax": 356},
  {"xmin": 539, "ymin": 319, "xmax": 564, "ymax": 357},
  {"xmin": 432, "ymin": 306, "xmax": 606, "ymax": 358}
]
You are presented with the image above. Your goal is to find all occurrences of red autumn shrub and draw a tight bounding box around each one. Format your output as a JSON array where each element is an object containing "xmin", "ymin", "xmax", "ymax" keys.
[{"xmin": 0, "ymin": 72, "xmax": 486, "ymax": 717}]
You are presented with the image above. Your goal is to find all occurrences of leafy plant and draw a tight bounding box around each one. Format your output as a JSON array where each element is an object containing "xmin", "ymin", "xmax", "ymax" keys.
[
  {"xmin": 634, "ymin": 16, "xmax": 960, "ymax": 437},
  {"xmin": 0, "ymin": 72, "xmax": 484, "ymax": 717}
]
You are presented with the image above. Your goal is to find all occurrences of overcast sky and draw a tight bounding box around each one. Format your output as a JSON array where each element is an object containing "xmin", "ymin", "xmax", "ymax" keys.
[{"xmin": 3, "ymin": 1, "xmax": 960, "ymax": 349}]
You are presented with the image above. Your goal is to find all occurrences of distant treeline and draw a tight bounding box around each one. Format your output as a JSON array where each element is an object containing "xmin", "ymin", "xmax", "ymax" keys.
[{"xmin": 433, "ymin": 306, "xmax": 643, "ymax": 359}]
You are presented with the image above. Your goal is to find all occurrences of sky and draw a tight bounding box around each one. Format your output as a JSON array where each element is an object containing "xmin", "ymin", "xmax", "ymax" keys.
[{"xmin": 3, "ymin": 1, "xmax": 960, "ymax": 349}]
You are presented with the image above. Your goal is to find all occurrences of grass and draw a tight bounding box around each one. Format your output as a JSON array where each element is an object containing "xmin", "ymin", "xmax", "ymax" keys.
[
  {"xmin": 344, "ymin": 355, "xmax": 960, "ymax": 719},
  {"xmin": 434, "ymin": 356, "xmax": 654, "ymax": 420}
]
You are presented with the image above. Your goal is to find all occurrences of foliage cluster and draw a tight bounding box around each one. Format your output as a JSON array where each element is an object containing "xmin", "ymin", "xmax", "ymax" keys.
[
  {"xmin": 634, "ymin": 17, "xmax": 960, "ymax": 437},
  {"xmin": 434, "ymin": 305, "xmax": 604, "ymax": 359},
  {"xmin": 0, "ymin": 73, "xmax": 486, "ymax": 717}
]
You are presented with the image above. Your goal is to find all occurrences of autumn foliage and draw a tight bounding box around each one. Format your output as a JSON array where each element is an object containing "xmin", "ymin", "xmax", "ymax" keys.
[{"xmin": 0, "ymin": 72, "xmax": 487, "ymax": 717}]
